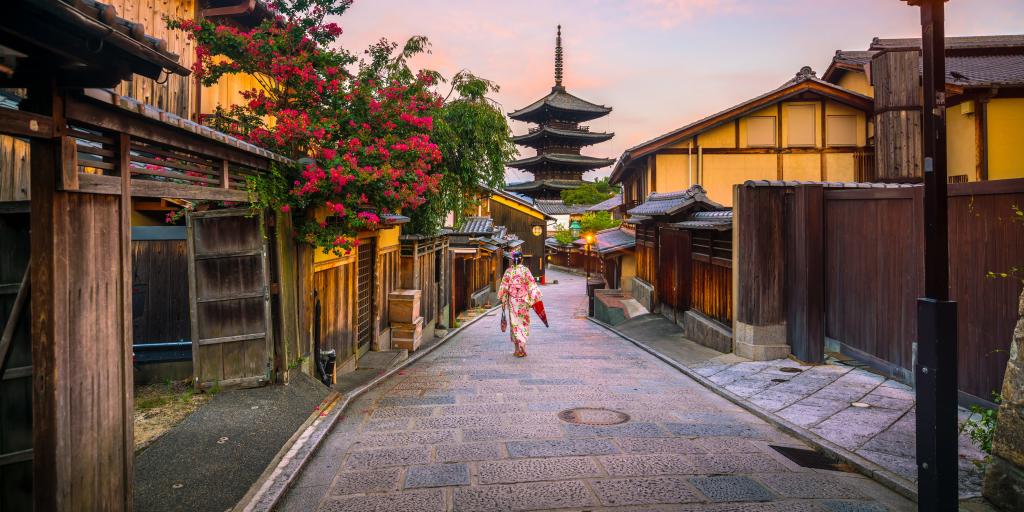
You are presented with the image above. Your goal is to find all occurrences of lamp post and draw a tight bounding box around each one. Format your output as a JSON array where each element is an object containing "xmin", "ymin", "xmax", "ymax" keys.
[
  {"xmin": 584, "ymin": 233, "xmax": 595, "ymax": 279},
  {"xmin": 904, "ymin": 1, "xmax": 958, "ymax": 510}
]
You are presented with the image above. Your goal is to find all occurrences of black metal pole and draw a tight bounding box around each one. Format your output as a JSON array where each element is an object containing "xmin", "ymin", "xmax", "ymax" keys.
[{"xmin": 912, "ymin": 1, "xmax": 959, "ymax": 510}]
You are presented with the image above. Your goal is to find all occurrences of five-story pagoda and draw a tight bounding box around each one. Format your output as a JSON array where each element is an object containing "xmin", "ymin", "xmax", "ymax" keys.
[{"xmin": 506, "ymin": 26, "xmax": 615, "ymax": 200}]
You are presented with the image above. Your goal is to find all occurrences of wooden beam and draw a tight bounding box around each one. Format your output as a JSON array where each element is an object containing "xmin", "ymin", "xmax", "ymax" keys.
[
  {"xmin": 58, "ymin": 136, "xmax": 79, "ymax": 191},
  {"xmin": 0, "ymin": 108, "xmax": 54, "ymax": 138},
  {"xmin": 117, "ymin": 131, "xmax": 134, "ymax": 506},
  {"xmin": 977, "ymin": 98, "xmax": 989, "ymax": 181},
  {"xmin": 0, "ymin": 268, "xmax": 29, "ymax": 373}
]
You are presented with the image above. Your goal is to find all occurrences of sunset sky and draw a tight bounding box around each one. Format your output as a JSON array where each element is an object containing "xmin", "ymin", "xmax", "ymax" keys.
[{"xmin": 335, "ymin": 0, "xmax": 1024, "ymax": 182}]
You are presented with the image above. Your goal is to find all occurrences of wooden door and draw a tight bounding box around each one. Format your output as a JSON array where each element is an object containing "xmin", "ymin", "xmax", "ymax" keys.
[
  {"xmin": 355, "ymin": 238, "xmax": 375, "ymax": 356},
  {"xmin": 187, "ymin": 209, "xmax": 273, "ymax": 389},
  {"xmin": 0, "ymin": 205, "xmax": 32, "ymax": 511}
]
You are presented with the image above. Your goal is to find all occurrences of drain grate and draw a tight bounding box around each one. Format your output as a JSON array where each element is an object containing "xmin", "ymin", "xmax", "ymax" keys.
[
  {"xmin": 769, "ymin": 445, "xmax": 856, "ymax": 473},
  {"xmin": 557, "ymin": 407, "xmax": 630, "ymax": 426},
  {"xmin": 779, "ymin": 367, "xmax": 803, "ymax": 373}
]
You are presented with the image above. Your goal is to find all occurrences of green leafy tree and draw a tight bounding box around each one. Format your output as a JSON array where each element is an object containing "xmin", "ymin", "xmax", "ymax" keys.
[
  {"xmin": 579, "ymin": 211, "xmax": 620, "ymax": 233},
  {"xmin": 406, "ymin": 72, "xmax": 516, "ymax": 234},
  {"xmin": 561, "ymin": 177, "xmax": 621, "ymax": 205}
]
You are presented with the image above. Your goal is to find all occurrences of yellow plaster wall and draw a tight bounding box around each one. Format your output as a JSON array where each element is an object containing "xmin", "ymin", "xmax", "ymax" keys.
[
  {"xmin": 987, "ymin": 98, "xmax": 1024, "ymax": 181},
  {"xmin": 781, "ymin": 102, "xmax": 822, "ymax": 148},
  {"xmin": 946, "ymin": 103, "xmax": 978, "ymax": 181},
  {"xmin": 825, "ymin": 153, "xmax": 857, "ymax": 182},
  {"xmin": 701, "ymin": 154, "xmax": 777, "ymax": 206},
  {"xmin": 836, "ymin": 71, "xmax": 874, "ymax": 97},
  {"xmin": 378, "ymin": 226, "xmax": 401, "ymax": 249},
  {"xmin": 825, "ymin": 101, "xmax": 868, "ymax": 147},
  {"xmin": 782, "ymin": 154, "xmax": 822, "ymax": 181},
  {"xmin": 655, "ymin": 154, "xmax": 693, "ymax": 192},
  {"xmin": 698, "ymin": 123, "xmax": 737, "ymax": 148},
  {"xmin": 738, "ymin": 106, "xmax": 779, "ymax": 148}
]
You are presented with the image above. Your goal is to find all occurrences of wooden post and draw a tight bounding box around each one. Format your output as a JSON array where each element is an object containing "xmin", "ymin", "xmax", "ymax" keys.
[
  {"xmin": 785, "ymin": 185, "xmax": 825, "ymax": 363},
  {"xmin": 31, "ymin": 87, "xmax": 133, "ymax": 511}
]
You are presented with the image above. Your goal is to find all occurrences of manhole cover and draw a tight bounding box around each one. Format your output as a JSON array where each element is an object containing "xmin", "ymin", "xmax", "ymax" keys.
[
  {"xmin": 557, "ymin": 407, "xmax": 630, "ymax": 425},
  {"xmin": 779, "ymin": 367, "xmax": 803, "ymax": 373}
]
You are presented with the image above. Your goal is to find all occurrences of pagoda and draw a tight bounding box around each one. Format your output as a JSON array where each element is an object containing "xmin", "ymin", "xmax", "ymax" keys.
[{"xmin": 505, "ymin": 26, "xmax": 615, "ymax": 200}]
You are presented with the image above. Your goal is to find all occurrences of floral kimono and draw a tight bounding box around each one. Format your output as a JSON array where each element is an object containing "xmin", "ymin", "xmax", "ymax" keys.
[{"xmin": 497, "ymin": 263, "xmax": 542, "ymax": 356}]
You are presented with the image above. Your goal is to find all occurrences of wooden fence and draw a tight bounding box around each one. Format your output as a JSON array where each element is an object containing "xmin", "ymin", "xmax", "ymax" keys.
[{"xmin": 736, "ymin": 179, "xmax": 1024, "ymax": 401}]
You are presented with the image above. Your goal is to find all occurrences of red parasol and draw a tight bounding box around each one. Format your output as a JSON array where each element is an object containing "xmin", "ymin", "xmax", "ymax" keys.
[{"xmin": 532, "ymin": 300, "xmax": 549, "ymax": 327}]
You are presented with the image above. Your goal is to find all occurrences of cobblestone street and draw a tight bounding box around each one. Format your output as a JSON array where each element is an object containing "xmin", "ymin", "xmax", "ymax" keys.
[{"xmin": 279, "ymin": 270, "xmax": 913, "ymax": 511}]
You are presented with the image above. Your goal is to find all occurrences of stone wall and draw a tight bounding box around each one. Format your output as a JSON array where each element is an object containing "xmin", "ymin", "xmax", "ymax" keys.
[{"xmin": 984, "ymin": 289, "xmax": 1024, "ymax": 510}]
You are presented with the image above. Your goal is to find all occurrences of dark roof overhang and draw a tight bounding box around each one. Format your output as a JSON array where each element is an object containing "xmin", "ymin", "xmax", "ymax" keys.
[
  {"xmin": 512, "ymin": 126, "xmax": 615, "ymax": 148},
  {"xmin": 0, "ymin": 0, "xmax": 189, "ymax": 88},
  {"xmin": 508, "ymin": 153, "xmax": 616, "ymax": 171}
]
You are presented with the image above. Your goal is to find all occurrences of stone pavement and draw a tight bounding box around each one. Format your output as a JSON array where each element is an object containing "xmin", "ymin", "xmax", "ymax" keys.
[
  {"xmin": 277, "ymin": 269, "xmax": 913, "ymax": 511},
  {"xmin": 689, "ymin": 358, "xmax": 987, "ymax": 497}
]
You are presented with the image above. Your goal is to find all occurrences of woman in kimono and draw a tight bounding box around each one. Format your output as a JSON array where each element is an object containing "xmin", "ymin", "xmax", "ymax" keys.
[{"xmin": 497, "ymin": 251, "xmax": 542, "ymax": 357}]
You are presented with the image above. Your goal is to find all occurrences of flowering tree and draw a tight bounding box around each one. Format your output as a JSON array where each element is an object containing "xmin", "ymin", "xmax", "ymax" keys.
[{"xmin": 169, "ymin": 0, "xmax": 445, "ymax": 253}]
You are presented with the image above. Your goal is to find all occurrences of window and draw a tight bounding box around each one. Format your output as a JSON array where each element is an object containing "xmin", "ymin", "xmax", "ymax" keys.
[
  {"xmin": 747, "ymin": 116, "xmax": 775, "ymax": 147},
  {"xmin": 787, "ymin": 105, "xmax": 816, "ymax": 146},
  {"xmin": 826, "ymin": 115, "xmax": 858, "ymax": 147}
]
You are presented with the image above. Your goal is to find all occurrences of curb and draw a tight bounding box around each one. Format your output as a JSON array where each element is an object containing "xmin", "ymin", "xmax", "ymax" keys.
[
  {"xmin": 587, "ymin": 316, "xmax": 920, "ymax": 503},
  {"xmin": 236, "ymin": 304, "xmax": 503, "ymax": 512}
]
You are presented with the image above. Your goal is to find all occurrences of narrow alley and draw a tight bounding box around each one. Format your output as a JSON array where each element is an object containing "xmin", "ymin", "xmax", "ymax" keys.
[{"xmin": 278, "ymin": 270, "xmax": 913, "ymax": 512}]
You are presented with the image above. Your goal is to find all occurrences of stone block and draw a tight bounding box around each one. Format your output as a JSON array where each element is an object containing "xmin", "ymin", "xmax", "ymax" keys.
[
  {"xmin": 330, "ymin": 468, "xmax": 401, "ymax": 496},
  {"xmin": 820, "ymin": 501, "xmax": 889, "ymax": 512},
  {"xmin": 617, "ymin": 437, "xmax": 704, "ymax": 454},
  {"xmin": 477, "ymin": 456, "xmax": 600, "ymax": 484},
  {"xmin": 689, "ymin": 475, "xmax": 774, "ymax": 502},
  {"xmin": 461, "ymin": 424, "xmax": 562, "ymax": 442},
  {"xmin": 354, "ymin": 430, "xmax": 456, "ymax": 448},
  {"xmin": 560, "ymin": 422, "xmax": 668, "ymax": 438},
  {"xmin": 506, "ymin": 438, "xmax": 618, "ymax": 457},
  {"xmin": 598, "ymin": 454, "xmax": 695, "ymax": 476},
  {"xmin": 757, "ymin": 473, "xmax": 867, "ymax": 499},
  {"xmin": 452, "ymin": 481, "xmax": 595, "ymax": 511},
  {"xmin": 681, "ymin": 309, "xmax": 733, "ymax": 353},
  {"xmin": 982, "ymin": 455, "xmax": 1024, "ymax": 512},
  {"xmin": 435, "ymin": 442, "xmax": 505, "ymax": 462},
  {"xmin": 319, "ymin": 489, "xmax": 444, "ymax": 512},
  {"xmin": 403, "ymin": 463, "xmax": 470, "ymax": 488},
  {"xmin": 590, "ymin": 476, "xmax": 703, "ymax": 506},
  {"xmin": 343, "ymin": 446, "xmax": 432, "ymax": 470},
  {"xmin": 687, "ymin": 453, "xmax": 788, "ymax": 474}
]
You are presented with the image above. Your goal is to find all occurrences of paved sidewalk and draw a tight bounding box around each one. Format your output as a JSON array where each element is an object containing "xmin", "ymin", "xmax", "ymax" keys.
[
  {"xmin": 278, "ymin": 269, "xmax": 912, "ymax": 511},
  {"xmin": 608, "ymin": 312, "xmax": 988, "ymax": 498}
]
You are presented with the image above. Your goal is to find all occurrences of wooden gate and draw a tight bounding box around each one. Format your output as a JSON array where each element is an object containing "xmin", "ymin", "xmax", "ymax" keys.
[
  {"xmin": 0, "ymin": 203, "xmax": 31, "ymax": 510},
  {"xmin": 658, "ymin": 228, "xmax": 691, "ymax": 315},
  {"xmin": 356, "ymin": 238, "xmax": 376, "ymax": 356},
  {"xmin": 187, "ymin": 209, "xmax": 273, "ymax": 389},
  {"xmin": 313, "ymin": 261, "xmax": 355, "ymax": 370}
]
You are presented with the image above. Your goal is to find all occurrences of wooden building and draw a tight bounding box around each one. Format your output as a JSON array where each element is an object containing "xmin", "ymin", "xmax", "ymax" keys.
[
  {"xmin": 0, "ymin": 1, "xmax": 286, "ymax": 507},
  {"xmin": 505, "ymin": 26, "xmax": 614, "ymax": 200},
  {"xmin": 398, "ymin": 234, "xmax": 451, "ymax": 340},
  {"xmin": 572, "ymin": 225, "xmax": 636, "ymax": 290},
  {"xmin": 447, "ymin": 217, "xmax": 508, "ymax": 323},
  {"xmin": 485, "ymin": 188, "xmax": 553, "ymax": 279},
  {"xmin": 609, "ymin": 66, "xmax": 874, "ymax": 207},
  {"xmin": 823, "ymin": 35, "xmax": 1024, "ymax": 183}
]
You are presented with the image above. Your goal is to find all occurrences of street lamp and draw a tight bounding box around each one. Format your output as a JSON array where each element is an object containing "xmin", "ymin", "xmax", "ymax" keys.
[
  {"xmin": 569, "ymin": 220, "xmax": 581, "ymax": 239},
  {"xmin": 584, "ymin": 233, "xmax": 595, "ymax": 278}
]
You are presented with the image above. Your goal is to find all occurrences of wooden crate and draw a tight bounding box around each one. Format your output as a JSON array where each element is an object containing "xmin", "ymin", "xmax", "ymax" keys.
[
  {"xmin": 393, "ymin": 333, "xmax": 422, "ymax": 352},
  {"xmin": 392, "ymin": 316, "xmax": 423, "ymax": 341},
  {"xmin": 389, "ymin": 289, "xmax": 421, "ymax": 324}
]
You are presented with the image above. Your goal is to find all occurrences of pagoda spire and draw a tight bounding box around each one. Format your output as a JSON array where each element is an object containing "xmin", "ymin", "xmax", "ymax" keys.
[{"xmin": 554, "ymin": 25, "xmax": 563, "ymax": 89}]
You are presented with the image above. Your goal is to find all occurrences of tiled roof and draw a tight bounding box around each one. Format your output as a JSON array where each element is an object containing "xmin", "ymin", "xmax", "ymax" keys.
[
  {"xmin": 587, "ymin": 194, "xmax": 622, "ymax": 212},
  {"xmin": 626, "ymin": 185, "xmax": 724, "ymax": 217},
  {"xmin": 82, "ymin": 89, "xmax": 291, "ymax": 164},
  {"xmin": 574, "ymin": 227, "xmax": 635, "ymax": 254},
  {"xmin": 535, "ymin": 200, "xmax": 588, "ymax": 216},
  {"xmin": 32, "ymin": 0, "xmax": 190, "ymax": 76},
  {"xmin": 870, "ymin": 35, "xmax": 1024, "ymax": 51},
  {"xmin": 826, "ymin": 35, "xmax": 1024, "ymax": 86},
  {"xmin": 456, "ymin": 216, "xmax": 494, "ymax": 234},
  {"xmin": 507, "ymin": 153, "xmax": 616, "ymax": 170},
  {"xmin": 509, "ymin": 88, "xmax": 612, "ymax": 123},
  {"xmin": 505, "ymin": 179, "xmax": 588, "ymax": 192},
  {"xmin": 671, "ymin": 210, "xmax": 733, "ymax": 231},
  {"xmin": 512, "ymin": 126, "xmax": 614, "ymax": 147}
]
